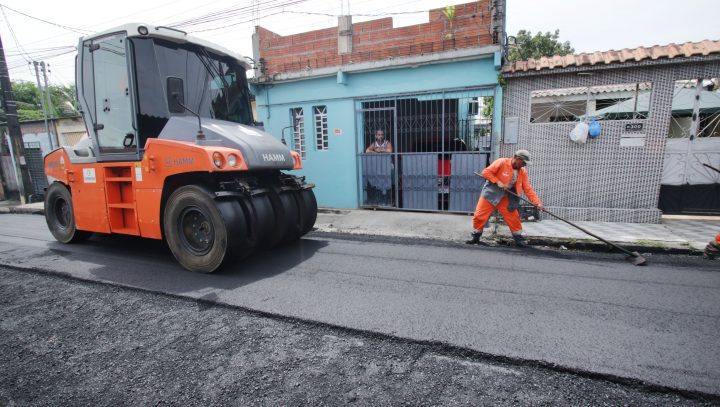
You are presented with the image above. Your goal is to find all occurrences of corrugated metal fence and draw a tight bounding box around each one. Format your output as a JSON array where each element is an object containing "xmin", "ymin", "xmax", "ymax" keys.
[{"xmin": 23, "ymin": 142, "xmax": 48, "ymax": 201}]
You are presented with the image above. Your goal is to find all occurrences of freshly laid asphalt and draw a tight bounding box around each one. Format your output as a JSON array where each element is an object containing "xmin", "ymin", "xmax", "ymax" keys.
[
  {"xmin": 0, "ymin": 214, "xmax": 718, "ymax": 396},
  {"xmin": 1, "ymin": 266, "xmax": 713, "ymax": 405}
]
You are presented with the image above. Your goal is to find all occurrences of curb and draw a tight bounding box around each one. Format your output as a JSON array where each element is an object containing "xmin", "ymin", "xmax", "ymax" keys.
[
  {"xmin": 519, "ymin": 236, "xmax": 698, "ymax": 256},
  {"xmin": 0, "ymin": 207, "xmax": 44, "ymax": 215},
  {"xmin": 314, "ymin": 227, "xmax": 700, "ymax": 256},
  {"xmin": 1, "ymin": 206, "xmax": 702, "ymax": 256}
]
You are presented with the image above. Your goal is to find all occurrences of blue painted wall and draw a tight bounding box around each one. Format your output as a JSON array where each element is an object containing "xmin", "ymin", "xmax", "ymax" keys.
[{"xmin": 253, "ymin": 55, "xmax": 500, "ymax": 208}]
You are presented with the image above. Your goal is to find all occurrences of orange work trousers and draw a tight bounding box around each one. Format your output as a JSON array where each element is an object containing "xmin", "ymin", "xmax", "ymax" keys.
[{"xmin": 472, "ymin": 195, "xmax": 522, "ymax": 234}]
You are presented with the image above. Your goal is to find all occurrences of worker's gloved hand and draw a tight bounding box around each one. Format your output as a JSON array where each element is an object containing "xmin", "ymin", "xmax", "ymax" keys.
[
  {"xmin": 537, "ymin": 204, "xmax": 545, "ymax": 212},
  {"xmin": 496, "ymin": 181, "xmax": 506, "ymax": 189}
]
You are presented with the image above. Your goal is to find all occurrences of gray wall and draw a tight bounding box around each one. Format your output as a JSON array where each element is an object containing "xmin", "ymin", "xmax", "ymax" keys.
[{"xmin": 502, "ymin": 56, "xmax": 720, "ymax": 223}]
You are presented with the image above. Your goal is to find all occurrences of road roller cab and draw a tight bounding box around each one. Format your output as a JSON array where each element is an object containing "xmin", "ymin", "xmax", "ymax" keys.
[{"xmin": 43, "ymin": 23, "xmax": 317, "ymax": 273}]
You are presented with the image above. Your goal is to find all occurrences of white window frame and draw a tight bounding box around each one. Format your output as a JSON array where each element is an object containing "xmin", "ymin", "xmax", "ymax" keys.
[
  {"xmin": 290, "ymin": 107, "xmax": 305, "ymax": 158},
  {"xmin": 313, "ymin": 105, "xmax": 328, "ymax": 150}
]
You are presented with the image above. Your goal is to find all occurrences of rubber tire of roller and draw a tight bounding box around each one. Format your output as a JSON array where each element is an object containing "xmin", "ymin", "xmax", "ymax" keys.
[
  {"xmin": 296, "ymin": 189, "xmax": 318, "ymax": 236},
  {"xmin": 234, "ymin": 196, "xmax": 260, "ymax": 260},
  {"xmin": 164, "ymin": 185, "xmax": 245, "ymax": 273},
  {"xmin": 249, "ymin": 194, "xmax": 277, "ymax": 249},
  {"xmin": 44, "ymin": 182, "xmax": 92, "ymax": 243},
  {"xmin": 279, "ymin": 190, "xmax": 303, "ymax": 243}
]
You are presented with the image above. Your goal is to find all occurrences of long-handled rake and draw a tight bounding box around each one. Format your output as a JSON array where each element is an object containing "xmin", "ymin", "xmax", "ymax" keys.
[{"xmin": 474, "ymin": 172, "xmax": 647, "ymax": 266}]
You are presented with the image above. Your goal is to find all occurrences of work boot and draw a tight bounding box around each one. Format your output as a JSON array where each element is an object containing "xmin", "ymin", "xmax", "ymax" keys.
[
  {"xmin": 465, "ymin": 231, "xmax": 482, "ymax": 245},
  {"xmin": 704, "ymin": 241, "xmax": 719, "ymax": 260},
  {"xmin": 512, "ymin": 234, "xmax": 529, "ymax": 248}
]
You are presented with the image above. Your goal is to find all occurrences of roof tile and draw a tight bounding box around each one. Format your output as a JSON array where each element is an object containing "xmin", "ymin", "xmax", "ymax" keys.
[{"xmin": 503, "ymin": 39, "xmax": 720, "ymax": 73}]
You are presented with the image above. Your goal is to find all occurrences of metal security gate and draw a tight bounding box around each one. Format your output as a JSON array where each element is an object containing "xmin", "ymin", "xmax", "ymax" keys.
[
  {"xmin": 660, "ymin": 77, "xmax": 720, "ymax": 215},
  {"xmin": 357, "ymin": 88, "xmax": 494, "ymax": 212},
  {"xmin": 24, "ymin": 142, "xmax": 48, "ymax": 202}
]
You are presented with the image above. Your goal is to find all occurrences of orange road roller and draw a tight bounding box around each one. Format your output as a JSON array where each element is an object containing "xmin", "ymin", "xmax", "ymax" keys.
[{"xmin": 43, "ymin": 24, "xmax": 317, "ymax": 273}]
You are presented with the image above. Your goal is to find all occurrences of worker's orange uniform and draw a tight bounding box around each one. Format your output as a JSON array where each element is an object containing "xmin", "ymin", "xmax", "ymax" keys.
[
  {"xmin": 473, "ymin": 157, "xmax": 541, "ymax": 234},
  {"xmin": 705, "ymin": 233, "xmax": 720, "ymax": 259}
]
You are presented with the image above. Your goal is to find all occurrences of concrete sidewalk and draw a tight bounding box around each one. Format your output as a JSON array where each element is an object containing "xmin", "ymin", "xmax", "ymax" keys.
[
  {"xmin": 0, "ymin": 201, "xmax": 44, "ymax": 215},
  {"xmin": 316, "ymin": 208, "xmax": 719, "ymax": 254},
  {"xmin": 2, "ymin": 200, "xmax": 718, "ymax": 254}
]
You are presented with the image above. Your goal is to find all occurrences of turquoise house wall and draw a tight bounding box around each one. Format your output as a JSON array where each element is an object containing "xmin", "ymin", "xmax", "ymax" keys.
[{"xmin": 253, "ymin": 55, "xmax": 500, "ymax": 209}]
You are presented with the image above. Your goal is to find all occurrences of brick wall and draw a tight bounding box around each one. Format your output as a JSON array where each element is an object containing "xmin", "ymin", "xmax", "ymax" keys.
[{"xmin": 256, "ymin": 1, "xmax": 496, "ymax": 76}]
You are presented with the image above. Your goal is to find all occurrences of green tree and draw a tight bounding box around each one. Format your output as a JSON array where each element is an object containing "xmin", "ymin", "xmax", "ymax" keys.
[
  {"xmin": 16, "ymin": 109, "xmax": 45, "ymax": 121},
  {"xmin": 0, "ymin": 80, "xmax": 79, "ymax": 122},
  {"xmin": 48, "ymin": 84, "xmax": 79, "ymax": 115},
  {"xmin": 11, "ymin": 81, "xmax": 41, "ymax": 107},
  {"xmin": 507, "ymin": 29, "xmax": 574, "ymax": 62}
]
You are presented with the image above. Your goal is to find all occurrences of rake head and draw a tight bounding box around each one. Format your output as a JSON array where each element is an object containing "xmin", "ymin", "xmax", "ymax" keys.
[{"xmin": 626, "ymin": 252, "xmax": 648, "ymax": 266}]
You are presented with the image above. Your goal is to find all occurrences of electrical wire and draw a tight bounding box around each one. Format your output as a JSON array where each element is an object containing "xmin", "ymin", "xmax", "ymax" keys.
[
  {"xmin": 184, "ymin": 0, "xmax": 439, "ymax": 35},
  {"xmin": 7, "ymin": 48, "xmax": 75, "ymax": 71},
  {"xmin": 0, "ymin": 5, "xmax": 30, "ymax": 62},
  {"xmin": 8, "ymin": 0, "xmax": 237, "ymax": 51},
  {"xmin": 283, "ymin": 8, "xmax": 432, "ymax": 18},
  {"xmin": 0, "ymin": 3, "xmax": 92, "ymax": 34},
  {"xmin": 3, "ymin": 45, "xmax": 75, "ymax": 58},
  {"xmin": 169, "ymin": 0, "xmax": 308, "ymax": 30}
]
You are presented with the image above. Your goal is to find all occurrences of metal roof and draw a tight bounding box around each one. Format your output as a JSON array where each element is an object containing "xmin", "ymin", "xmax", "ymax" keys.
[{"xmin": 503, "ymin": 39, "xmax": 720, "ymax": 73}]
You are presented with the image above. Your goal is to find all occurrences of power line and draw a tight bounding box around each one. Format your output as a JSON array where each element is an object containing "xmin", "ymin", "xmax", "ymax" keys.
[
  {"xmin": 47, "ymin": 63, "xmax": 73, "ymax": 88},
  {"xmin": 185, "ymin": 0, "xmax": 437, "ymax": 35},
  {"xmin": 170, "ymin": 0, "xmax": 308, "ymax": 30},
  {"xmin": 7, "ymin": 48, "xmax": 75, "ymax": 65},
  {"xmin": 0, "ymin": 3, "xmax": 92, "ymax": 34},
  {"xmin": 7, "ymin": 49, "xmax": 75, "ymax": 71},
  {"xmin": 283, "ymin": 8, "xmax": 432, "ymax": 18},
  {"xmin": 1, "ymin": 0, "xmax": 237, "ymax": 52},
  {"xmin": 189, "ymin": 10, "xmax": 287, "ymax": 33},
  {"xmin": 4, "ymin": 46, "xmax": 75, "ymax": 59},
  {"xmin": 0, "ymin": 5, "xmax": 30, "ymax": 62}
]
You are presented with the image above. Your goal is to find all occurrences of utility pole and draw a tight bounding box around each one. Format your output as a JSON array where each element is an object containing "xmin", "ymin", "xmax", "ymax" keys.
[
  {"xmin": 0, "ymin": 133, "xmax": 5, "ymax": 200},
  {"xmin": 40, "ymin": 61, "xmax": 57, "ymax": 149},
  {"xmin": 0, "ymin": 33, "xmax": 32, "ymax": 204},
  {"xmin": 0, "ymin": 170, "xmax": 4, "ymax": 201},
  {"xmin": 33, "ymin": 61, "xmax": 53, "ymax": 152}
]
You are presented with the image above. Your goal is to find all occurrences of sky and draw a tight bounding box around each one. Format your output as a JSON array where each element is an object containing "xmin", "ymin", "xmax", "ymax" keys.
[{"xmin": 0, "ymin": 0, "xmax": 717, "ymax": 86}]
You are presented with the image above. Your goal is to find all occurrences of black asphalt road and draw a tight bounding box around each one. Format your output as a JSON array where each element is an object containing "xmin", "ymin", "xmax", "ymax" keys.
[
  {"xmin": 2, "ymin": 266, "xmax": 713, "ymax": 405},
  {"xmin": 0, "ymin": 214, "xmax": 718, "ymax": 395}
]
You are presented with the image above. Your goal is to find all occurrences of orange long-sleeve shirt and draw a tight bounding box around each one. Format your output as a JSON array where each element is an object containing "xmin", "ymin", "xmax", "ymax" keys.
[{"xmin": 481, "ymin": 157, "xmax": 542, "ymax": 206}]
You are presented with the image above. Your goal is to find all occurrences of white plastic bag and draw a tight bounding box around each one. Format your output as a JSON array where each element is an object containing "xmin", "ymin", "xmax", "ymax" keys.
[{"xmin": 570, "ymin": 122, "xmax": 589, "ymax": 144}]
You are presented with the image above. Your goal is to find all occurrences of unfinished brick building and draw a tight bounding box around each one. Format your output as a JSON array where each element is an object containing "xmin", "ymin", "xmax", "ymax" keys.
[{"xmin": 251, "ymin": 1, "xmax": 506, "ymax": 212}]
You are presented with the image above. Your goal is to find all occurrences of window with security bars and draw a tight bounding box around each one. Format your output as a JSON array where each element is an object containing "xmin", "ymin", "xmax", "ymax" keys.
[
  {"xmin": 530, "ymin": 83, "xmax": 652, "ymax": 123},
  {"xmin": 668, "ymin": 78, "xmax": 720, "ymax": 138},
  {"xmin": 290, "ymin": 108, "xmax": 305, "ymax": 158},
  {"xmin": 314, "ymin": 105, "xmax": 328, "ymax": 150}
]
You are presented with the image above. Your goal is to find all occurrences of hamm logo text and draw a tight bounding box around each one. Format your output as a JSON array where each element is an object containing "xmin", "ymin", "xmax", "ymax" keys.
[{"xmin": 262, "ymin": 153, "xmax": 285, "ymax": 162}]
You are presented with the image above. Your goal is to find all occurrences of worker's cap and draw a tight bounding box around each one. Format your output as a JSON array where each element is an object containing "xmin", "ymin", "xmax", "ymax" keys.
[{"xmin": 514, "ymin": 149, "xmax": 531, "ymax": 164}]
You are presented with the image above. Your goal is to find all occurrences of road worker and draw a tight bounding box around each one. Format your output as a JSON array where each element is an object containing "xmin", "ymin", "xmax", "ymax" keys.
[
  {"xmin": 704, "ymin": 233, "xmax": 720, "ymax": 260},
  {"xmin": 466, "ymin": 149, "xmax": 544, "ymax": 247}
]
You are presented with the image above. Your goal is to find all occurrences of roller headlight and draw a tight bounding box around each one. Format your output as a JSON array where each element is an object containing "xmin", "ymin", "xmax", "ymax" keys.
[
  {"xmin": 212, "ymin": 152, "xmax": 224, "ymax": 168},
  {"xmin": 227, "ymin": 154, "xmax": 238, "ymax": 167}
]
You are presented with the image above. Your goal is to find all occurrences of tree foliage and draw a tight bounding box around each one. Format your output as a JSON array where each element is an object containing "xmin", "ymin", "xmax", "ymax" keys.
[
  {"xmin": 507, "ymin": 29, "xmax": 574, "ymax": 62},
  {"xmin": 1, "ymin": 80, "xmax": 79, "ymax": 122},
  {"xmin": 481, "ymin": 96, "xmax": 494, "ymax": 118}
]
